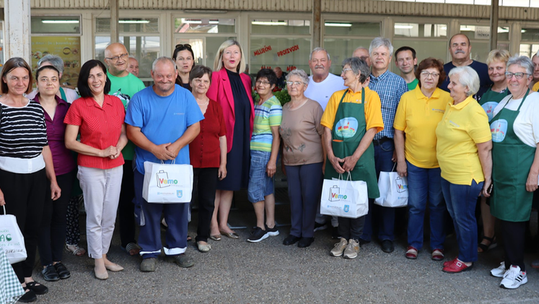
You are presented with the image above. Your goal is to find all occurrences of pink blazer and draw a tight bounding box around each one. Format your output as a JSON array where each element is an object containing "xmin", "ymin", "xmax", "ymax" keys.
[{"xmin": 207, "ymin": 68, "xmax": 254, "ymax": 153}]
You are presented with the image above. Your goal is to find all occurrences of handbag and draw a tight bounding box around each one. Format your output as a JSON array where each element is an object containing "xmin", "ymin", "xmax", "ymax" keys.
[
  {"xmin": 142, "ymin": 161, "xmax": 193, "ymax": 203},
  {"xmin": 374, "ymin": 164, "xmax": 409, "ymax": 208},
  {"xmin": 0, "ymin": 206, "xmax": 27, "ymax": 264},
  {"xmin": 320, "ymin": 172, "xmax": 369, "ymax": 219}
]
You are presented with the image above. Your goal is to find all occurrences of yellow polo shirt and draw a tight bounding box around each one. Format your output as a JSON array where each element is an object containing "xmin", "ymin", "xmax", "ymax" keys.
[
  {"xmin": 321, "ymin": 87, "xmax": 384, "ymax": 134},
  {"xmin": 435, "ymin": 96, "xmax": 491, "ymax": 185},
  {"xmin": 533, "ymin": 82, "xmax": 539, "ymax": 92},
  {"xmin": 394, "ymin": 87, "xmax": 450, "ymax": 169}
]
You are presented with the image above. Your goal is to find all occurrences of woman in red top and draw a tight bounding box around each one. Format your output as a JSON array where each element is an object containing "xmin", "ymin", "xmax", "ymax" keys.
[
  {"xmin": 189, "ymin": 65, "xmax": 227, "ymax": 252},
  {"xmin": 64, "ymin": 60, "xmax": 127, "ymax": 280}
]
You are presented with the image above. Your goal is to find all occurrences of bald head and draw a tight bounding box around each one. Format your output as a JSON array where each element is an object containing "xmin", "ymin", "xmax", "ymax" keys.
[
  {"xmin": 105, "ymin": 43, "xmax": 129, "ymax": 77},
  {"xmin": 353, "ymin": 47, "xmax": 371, "ymax": 67}
]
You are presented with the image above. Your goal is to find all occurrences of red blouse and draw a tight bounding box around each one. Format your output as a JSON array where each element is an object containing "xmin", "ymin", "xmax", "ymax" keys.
[
  {"xmin": 189, "ymin": 100, "xmax": 226, "ymax": 168},
  {"xmin": 64, "ymin": 95, "xmax": 125, "ymax": 169}
]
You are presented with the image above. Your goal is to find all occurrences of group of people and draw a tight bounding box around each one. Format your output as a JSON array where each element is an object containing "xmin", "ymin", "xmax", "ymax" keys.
[{"xmin": 1, "ymin": 32, "xmax": 539, "ymax": 303}]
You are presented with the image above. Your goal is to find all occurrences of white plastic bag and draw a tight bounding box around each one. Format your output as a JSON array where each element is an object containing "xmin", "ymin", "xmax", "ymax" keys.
[
  {"xmin": 375, "ymin": 171, "xmax": 408, "ymax": 208},
  {"xmin": 0, "ymin": 206, "xmax": 27, "ymax": 264},
  {"xmin": 320, "ymin": 173, "xmax": 369, "ymax": 218},
  {"xmin": 142, "ymin": 161, "xmax": 193, "ymax": 203}
]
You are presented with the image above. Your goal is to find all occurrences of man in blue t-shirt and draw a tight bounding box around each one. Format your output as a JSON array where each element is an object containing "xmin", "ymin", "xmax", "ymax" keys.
[
  {"xmin": 125, "ymin": 57, "xmax": 203, "ymax": 272},
  {"xmin": 440, "ymin": 33, "xmax": 492, "ymax": 101}
]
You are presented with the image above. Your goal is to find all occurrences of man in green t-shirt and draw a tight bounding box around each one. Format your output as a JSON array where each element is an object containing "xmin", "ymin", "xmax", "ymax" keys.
[
  {"xmin": 395, "ymin": 46, "xmax": 418, "ymax": 91},
  {"xmin": 104, "ymin": 43, "xmax": 146, "ymax": 255}
]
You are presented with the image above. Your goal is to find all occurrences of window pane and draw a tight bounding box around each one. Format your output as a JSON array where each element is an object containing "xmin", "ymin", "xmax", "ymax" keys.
[
  {"xmin": 31, "ymin": 36, "xmax": 81, "ymax": 86},
  {"xmin": 250, "ymin": 37, "xmax": 311, "ymax": 74},
  {"xmin": 174, "ymin": 36, "xmax": 237, "ymax": 68},
  {"xmin": 96, "ymin": 18, "xmax": 159, "ymax": 34},
  {"xmin": 394, "ymin": 23, "xmax": 447, "ymax": 38},
  {"xmin": 174, "ymin": 18, "xmax": 235, "ymax": 34},
  {"xmin": 251, "ymin": 20, "xmax": 310, "ymax": 35},
  {"xmin": 31, "ymin": 16, "xmax": 80, "ymax": 34},
  {"xmin": 521, "ymin": 28, "xmax": 539, "ymax": 42},
  {"xmin": 324, "ymin": 38, "xmax": 374, "ymax": 75},
  {"xmin": 324, "ymin": 21, "xmax": 380, "ymax": 36},
  {"xmin": 95, "ymin": 36, "xmax": 160, "ymax": 79},
  {"xmin": 459, "ymin": 25, "xmax": 509, "ymax": 41}
]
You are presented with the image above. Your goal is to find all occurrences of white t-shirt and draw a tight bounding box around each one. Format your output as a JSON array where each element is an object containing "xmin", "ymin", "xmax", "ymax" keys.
[
  {"xmin": 491, "ymin": 91, "xmax": 539, "ymax": 148},
  {"xmin": 304, "ymin": 73, "xmax": 346, "ymax": 110}
]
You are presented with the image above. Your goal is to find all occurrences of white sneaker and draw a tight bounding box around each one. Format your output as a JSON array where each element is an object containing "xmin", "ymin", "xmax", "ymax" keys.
[
  {"xmin": 490, "ymin": 261, "xmax": 506, "ymax": 278},
  {"xmin": 330, "ymin": 238, "xmax": 348, "ymax": 257},
  {"xmin": 500, "ymin": 265, "xmax": 527, "ymax": 289}
]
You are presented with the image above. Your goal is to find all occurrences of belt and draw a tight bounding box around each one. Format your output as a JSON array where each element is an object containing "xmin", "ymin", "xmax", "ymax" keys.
[{"xmin": 373, "ymin": 137, "xmax": 392, "ymax": 146}]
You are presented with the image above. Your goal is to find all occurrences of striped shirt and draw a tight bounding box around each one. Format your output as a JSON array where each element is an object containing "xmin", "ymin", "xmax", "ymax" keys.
[
  {"xmin": 369, "ymin": 70, "xmax": 408, "ymax": 140},
  {"xmin": 250, "ymin": 95, "xmax": 282, "ymax": 152},
  {"xmin": 0, "ymin": 101, "xmax": 48, "ymax": 158}
]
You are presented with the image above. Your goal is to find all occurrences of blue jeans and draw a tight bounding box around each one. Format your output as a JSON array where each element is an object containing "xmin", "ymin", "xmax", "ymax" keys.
[
  {"xmin": 406, "ymin": 161, "xmax": 445, "ymax": 250},
  {"xmin": 362, "ymin": 140, "xmax": 395, "ymax": 241},
  {"xmin": 248, "ymin": 150, "xmax": 274, "ymax": 203},
  {"xmin": 441, "ymin": 178, "xmax": 483, "ymax": 263}
]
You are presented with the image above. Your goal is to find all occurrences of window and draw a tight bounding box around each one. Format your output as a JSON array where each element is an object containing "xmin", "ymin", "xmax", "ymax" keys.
[
  {"xmin": 31, "ymin": 16, "xmax": 81, "ymax": 34},
  {"xmin": 394, "ymin": 23, "xmax": 447, "ymax": 38},
  {"xmin": 519, "ymin": 28, "xmax": 539, "ymax": 57}
]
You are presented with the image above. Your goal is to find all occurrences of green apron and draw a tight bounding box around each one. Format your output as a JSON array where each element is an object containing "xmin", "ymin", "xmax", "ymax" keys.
[
  {"xmin": 325, "ymin": 90, "xmax": 379, "ymax": 199},
  {"xmin": 479, "ymin": 87, "xmax": 508, "ymax": 122},
  {"xmin": 490, "ymin": 89, "xmax": 535, "ymax": 222}
]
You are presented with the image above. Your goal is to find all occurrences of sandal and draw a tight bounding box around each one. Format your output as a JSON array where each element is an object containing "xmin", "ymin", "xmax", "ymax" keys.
[
  {"xmin": 478, "ymin": 236, "xmax": 497, "ymax": 253},
  {"xmin": 65, "ymin": 244, "xmax": 86, "ymax": 256}
]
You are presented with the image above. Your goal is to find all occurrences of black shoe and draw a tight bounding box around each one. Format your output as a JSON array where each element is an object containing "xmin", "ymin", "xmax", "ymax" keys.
[
  {"xmin": 381, "ymin": 240, "xmax": 394, "ymax": 253},
  {"xmin": 18, "ymin": 289, "xmax": 37, "ymax": 303},
  {"xmin": 297, "ymin": 237, "xmax": 314, "ymax": 248},
  {"xmin": 358, "ymin": 238, "xmax": 371, "ymax": 246},
  {"xmin": 25, "ymin": 281, "xmax": 48, "ymax": 295},
  {"xmin": 41, "ymin": 265, "xmax": 59, "ymax": 282},
  {"xmin": 265, "ymin": 225, "xmax": 280, "ymax": 236},
  {"xmin": 331, "ymin": 226, "xmax": 341, "ymax": 239},
  {"xmin": 283, "ymin": 235, "xmax": 301, "ymax": 245},
  {"xmin": 313, "ymin": 222, "xmax": 328, "ymax": 232},
  {"xmin": 247, "ymin": 227, "xmax": 268, "ymax": 243},
  {"xmin": 54, "ymin": 262, "xmax": 71, "ymax": 280}
]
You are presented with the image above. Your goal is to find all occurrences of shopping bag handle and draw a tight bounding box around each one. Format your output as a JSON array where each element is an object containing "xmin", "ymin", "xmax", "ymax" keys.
[
  {"xmin": 337, "ymin": 172, "xmax": 353, "ymax": 181},
  {"xmin": 2, "ymin": 205, "xmax": 5, "ymax": 215},
  {"xmin": 160, "ymin": 160, "xmax": 176, "ymax": 165},
  {"xmin": 391, "ymin": 162, "xmax": 397, "ymax": 172}
]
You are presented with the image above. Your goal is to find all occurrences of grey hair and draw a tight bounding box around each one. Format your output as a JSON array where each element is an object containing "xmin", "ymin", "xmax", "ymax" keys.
[
  {"xmin": 448, "ymin": 66, "xmax": 480, "ymax": 97},
  {"xmin": 152, "ymin": 56, "xmax": 177, "ymax": 72},
  {"xmin": 507, "ymin": 55, "xmax": 534, "ymax": 76},
  {"xmin": 369, "ymin": 37, "xmax": 394, "ymax": 57},
  {"xmin": 309, "ymin": 47, "xmax": 330, "ymax": 61},
  {"xmin": 342, "ymin": 57, "xmax": 370, "ymax": 84},
  {"xmin": 286, "ymin": 69, "xmax": 309, "ymax": 85},
  {"xmin": 128, "ymin": 55, "xmax": 138, "ymax": 61},
  {"xmin": 354, "ymin": 46, "xmax": 368, "ymax": 53},
  {"xmin": 38, "ymin": 54, "xmax": 64, "ymax": 74}
]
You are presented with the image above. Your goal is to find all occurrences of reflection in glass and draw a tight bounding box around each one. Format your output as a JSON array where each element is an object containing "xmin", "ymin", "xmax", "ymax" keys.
[
  {"xmin": 96, "ymin": 18, "xmax": 159, "ymax": 33},
  {"xmin": 32, "ymin": 16, "xmax": 81, "ymax": 34},
  {"xmin": 174, "ymin": 18, "xmax": 235, "ymax": 34},
  {"xmin": 251, "ymin": 19, "xmax": 310, "ymax": 35}
]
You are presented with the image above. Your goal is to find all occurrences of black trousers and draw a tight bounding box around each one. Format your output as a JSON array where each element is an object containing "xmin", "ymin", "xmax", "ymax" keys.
[
  {"xmin": 118, "ymin": 161, "xmax": 136, "ymax": 247},
  {"xmin": 501, "ymin": 219, "xmax": 527, "ymax": 271},
  {"xmin": 338, "ymin": 216, "xmax": 366, "ymax": 241},
  {"xmin": 0, "ymin": 168, "xmax": 47, "ymax": 282},
  {"xmin": 193, "ymin": 168, "xmax": 217, "ymax": 242},
  {"xmin": 38, "ymin": 170, "xmax": 75, "ymax": 266}
]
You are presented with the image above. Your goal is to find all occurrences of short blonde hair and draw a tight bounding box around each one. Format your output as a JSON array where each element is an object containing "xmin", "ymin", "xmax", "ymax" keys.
[
  {"xmin": 213, "ymin": 40, "xmax": 246, "ymax": 73},
  {"xmin": 486, "ymin": 49, "xmax": 510, "ymax": 66}
]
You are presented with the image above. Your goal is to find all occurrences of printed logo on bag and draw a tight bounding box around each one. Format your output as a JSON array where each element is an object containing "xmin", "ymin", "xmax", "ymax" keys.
[
  {"xmin": 0, "ymin": 233, "xmax": 11, "ymax": 242},
  {"xmin": 395, "ymin": 177, "xmax": 407, "ymax": 193},
  {"xmin": 490, "ymin": 119, "xmax": 507, "ymax": 143},
  {"xmin": 335, "ymin": 117, "xmax": 358, "ymax": 138},
  {"xmin": 156, "ymin": 170, "xmax": 179, "ymax": 188},
  {"xmin": 329, "ymin": 185, "xmax": 347, "ymax": 201},
  {"xmin": 343, "ymin": 205, "xmax": 350, "ymax": 213},
  {"xmin": 177, "ymin": 190, "xmax": 183, "ymax": 198}
]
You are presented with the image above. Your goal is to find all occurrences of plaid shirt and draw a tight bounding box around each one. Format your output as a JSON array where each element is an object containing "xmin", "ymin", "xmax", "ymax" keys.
[
  {"xmin": 369, "ymin": 70, "xmax": 408, "ymax": 140},
  {"xmin": 0, "ymin": 248, "xmax": 25, "ymax": 304}
]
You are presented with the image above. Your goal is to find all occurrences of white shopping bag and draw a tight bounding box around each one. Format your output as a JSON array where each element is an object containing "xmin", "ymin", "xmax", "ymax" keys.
[
  {"xmin": 142, "ymin": 161, "xmax": 193, "ymax": 203},
  {"xmin": 375, "ymin": 171, "xmax": 408, "ymax": 208},
  {"xmin": 0, "ymin": 206, "xmax": 27, "ymax": 264},
  {"xmin": 320, "ymin": 173, "xmax": 369, "ymax": 219}
]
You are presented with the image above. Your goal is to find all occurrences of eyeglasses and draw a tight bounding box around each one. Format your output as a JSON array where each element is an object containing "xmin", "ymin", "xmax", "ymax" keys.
[
  {"xmin": 505, "ymin": 72, "xmax": 529, "ymax": 80},
  {"xmin": 420, "ymin": 71, "xmax": 440, "ymax": 78},
  {"xmin": 105, "ymin": 53, "xmax": 128, "ymax": 62},
  {"xmin": 286, "ymin": 81, "xmax": 304, "ymax": 86},
  {"xmin": 256, "ymin": 80, "xmax": 271, "ymax": 86},
  {"xmin": 341, "ymin": 68, "xmax": 352, "ymax": 74},
  {"xmin": 175, "ymin": 43, "xmax": 192, "ymax": 50}
]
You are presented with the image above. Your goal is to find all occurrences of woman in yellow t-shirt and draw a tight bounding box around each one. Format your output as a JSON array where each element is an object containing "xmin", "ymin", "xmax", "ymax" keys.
[
  {"xmin": 435, "ymin": 66, "xmax": 492, "ymax": 273},
  {"xmin": 394, "ymin": 58, "xmax": 450, "ymax": 261}
]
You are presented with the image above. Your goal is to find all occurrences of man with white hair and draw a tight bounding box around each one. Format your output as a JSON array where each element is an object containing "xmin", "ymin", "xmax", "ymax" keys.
[
  {"xmin": 304, "ymin": 47, "xmax": 346, "ymax": 237},
  {"xmin": 353, "ymin": 47, "xmax": 371, "ymax": 67},
  {"xmin": 361, "ymin": 37, "xmax": 408, "ymax": 254}
]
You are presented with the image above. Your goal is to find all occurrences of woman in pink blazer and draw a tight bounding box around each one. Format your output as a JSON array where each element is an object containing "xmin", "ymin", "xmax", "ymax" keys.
[{"xmin": 207, "ymin": 40, "xmax": 254, "ymax": 240}]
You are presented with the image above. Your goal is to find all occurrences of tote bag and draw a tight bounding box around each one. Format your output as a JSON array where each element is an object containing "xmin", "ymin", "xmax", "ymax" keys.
[
  {"xmin": 0, "ymin": 206, "xmax": 27, "ymax": 264},
  {"xmin": 320, "ymin": 173, "xmax": 369, "ymax": 219},
  {"xmin": 374, "ymin": 165, "xmax": 408, "ymax": 207},
  {"xmin": 142, "ymin": 161, "xmax": 193, "ymax": 203}
]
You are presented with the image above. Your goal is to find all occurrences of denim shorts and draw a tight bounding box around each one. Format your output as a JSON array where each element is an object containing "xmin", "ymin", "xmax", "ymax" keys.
[{"xmin": 247, "ymin": 150, "xmax": 274, "ymax": 203}]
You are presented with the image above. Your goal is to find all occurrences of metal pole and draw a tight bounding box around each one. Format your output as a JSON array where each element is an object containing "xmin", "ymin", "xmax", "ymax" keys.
[
  {"xmin": 490, "ymin": 0, "xmax": 499, "ymax": 50},
  {"xmin": 110, "ymin": 0, "xmax": 119, "ymax": 43},
  {"xmin": 312, "ymin": 0, "xmax": 321, "ymax": 48}
]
